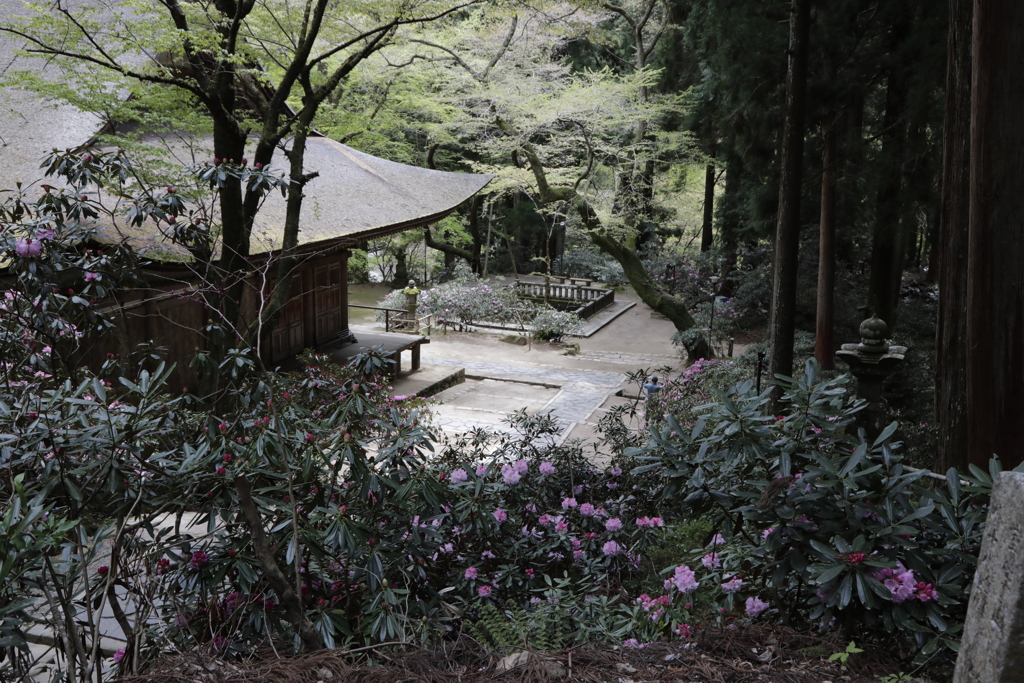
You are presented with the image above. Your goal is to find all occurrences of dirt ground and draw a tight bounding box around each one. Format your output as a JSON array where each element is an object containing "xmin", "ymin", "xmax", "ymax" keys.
[{"xmin": 118, "ymin": 626, "xmax": 936, "ymax": 683}]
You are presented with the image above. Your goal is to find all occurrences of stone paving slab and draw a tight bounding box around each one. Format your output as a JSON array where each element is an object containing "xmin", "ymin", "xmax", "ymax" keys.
[
  {"xmin": 427, "ymin": 356, "xmax": 626, "ymax": 387},
  {"xmin": 546, "ymin": 381, "xmax": 616, "ymax": 422}
]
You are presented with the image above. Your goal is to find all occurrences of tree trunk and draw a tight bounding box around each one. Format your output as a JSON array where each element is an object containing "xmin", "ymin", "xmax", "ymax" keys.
[
  {"xmin": 718, "ymin": 151, "xmax": 744, "ymax": 296},
  {"xmin": 767, "ymin": 0, "xmax": 811, "ymax": 399},
  {"xmin": 836, "ymin": 91, "xmax": 865, "ymax": 267},
  {"xmin": 815, "ymin": 120, "xmax": 838, "ymax": 371},
  {"xmin": 467, "ymin": 194, "xmax": 485, "ymax": 273},
  {"xmin": 867, "ymin": 69, "xmax": 910, "ymax": 328},
  {"xmin": 424, "ymin": 224, "xmax": 474, "ymax": 266},
  {"xmin": 965, "ymin": 0, "xmax": 1024, "ymax": 469},
  {"xmin": 700, "ymin": 163, "xmax": 716, "ymax": 252}
]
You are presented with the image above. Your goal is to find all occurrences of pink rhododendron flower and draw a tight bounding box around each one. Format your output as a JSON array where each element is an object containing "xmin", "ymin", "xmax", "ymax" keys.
[
  {"xmin": 665, "ymin": 565, "xmax": 700, "ymax": 594},
  {"xmin": 501, "ymin": 464, "xmax": 521, "ymax": 485},
  {"xmin": 845, "ymin": 552, "xmax": 866, "ymax": 565},
  {"xmin": 610, "ymin": 466, "xmax": 623, "ymax": 476},
  {"xmin": 635, "ymin": 516, "xmax": 664, "ymax": 528},
  {"xmin": 539, "ymin": 461, "xmax": 556, "ymax": 475},
  {"xmin": 701, "ymin": 552, "xmax": 720, "ymax": 569},
  {"xmin": 636, "ymin": 594, "xmax": 671, "ymax": 612},
  {"xmin": 450, "ymin": 468, "xmax": 468, "ymax": 484},
  {"xmin": 676, "ymin": 623, "xmax": 692, "ymax": 638},
  {"xmin": 762, "ymin": 527, "xmax": 774, "ymax": 539},
  {"xmin": 745, "ymin": 596, "xmax": 770, "ymax": 617},
  {"xmin": 493, "ymin": 508, "xmax": 507, "ymax": 523},
  {"xmin": 464, "ymin": 567, "xmax": 478, "ymax": 580},
  {"xmin": 721, "ymin": 576, "xmax": 744, "ymax": 593},
  {"xmin": 15, "ymin": 238, "xmax": 41, "ymax": 258},
  {"xmin": 622, "ymin": 638, "xmax": 645, "ymax": 649},
  {"xmin": 915, "ymin": 582, "xmax": 938, "ymax": 601},
  {"xmin": 562, "ymin": 497, "xmax": 578, "ymax": 509},
  {"xmin": 84, "ymin": 272, "xmax": 99, "ymax": 282},
  {"xmin": 476, "ymin": 465, "xmax": 489, "ymax": 477},
  {"xmin": 477, "ymin": 585, "xmax": 492, "ymax": 598},
  {"xmin": 602, "ymin": 540, "xmax": 623, "ymax": 556},
  {"xmin": 709, "ymin": 533, "xmax": 725, "ymax": 546},
  {"xmin": 872, "ymin": 563, "xmax": 917, "ymax": 603},
  {"xmin": 113, "ymin": 649, "xmax": 125, "ymax": 664},
  {"xmin": 555, "ymin": 522, "xmax": 569, "ymax": 532},
  {"xmin": 513, "ymin": 460, "xmax": 529, "ymax": 475},
  {"xmin": 605, "ymin": 517, "xmax": 623, "ymax": 532},
  {"xmin": 189, "ymin": 550, "xmax": 209, "ymax": 570},
  {"xmin": 579, "ymin": 502, "xmax": 596, "ymax": 517}
]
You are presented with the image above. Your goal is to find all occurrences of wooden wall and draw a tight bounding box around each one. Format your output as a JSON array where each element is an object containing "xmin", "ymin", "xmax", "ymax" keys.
[
  {"xmin": 268, "ymin": 250, "xmax": 349, "ymax": 363},
  {"xmin": 77, "ymin": 249, "xmax": 352, "ymax": 390}
]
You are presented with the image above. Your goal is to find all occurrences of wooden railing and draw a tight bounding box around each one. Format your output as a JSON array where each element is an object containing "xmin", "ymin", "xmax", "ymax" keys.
[
  {"xmin": 514, "ymin": 280, "xmax": 610, "ymax": 303},
  {"xmin": 349, "ymin": 304, "xmax": 435, "ymax": 335},
  {"xmin": 348, "ymin": 304, "xmax": 407, "ymax": 332}
]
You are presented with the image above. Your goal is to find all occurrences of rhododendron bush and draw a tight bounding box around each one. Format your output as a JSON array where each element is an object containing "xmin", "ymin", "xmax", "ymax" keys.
[{"xmin": 628, "ymin": 360, "xmax": 1013, "ymax": 661}]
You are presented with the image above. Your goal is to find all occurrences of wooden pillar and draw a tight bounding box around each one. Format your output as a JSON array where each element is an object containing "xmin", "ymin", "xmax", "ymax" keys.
[{"xmin": 338, "ymin": 249, "xmax": 356, "ymax": 345}]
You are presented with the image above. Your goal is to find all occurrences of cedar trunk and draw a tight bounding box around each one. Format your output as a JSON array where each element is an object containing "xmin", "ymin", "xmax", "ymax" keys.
[
  {"xmin": 768, "ymin": 0, "xmax": 811, "ymax": 399},
  {"xmin": 934, "ymin": 0, "xmax": 972, "ymax": 473},
  {"xmin": 700, "ymin": 164, "xmax": 715, "ymax": 252},
  {"xmin": 966, "ymin": 0, "xmax": 1024, "ymax": 469},
  {"xmin": 866, "ymin": 69, "xmax": 909, "ymax": 329},
  {"xmin": 815, "ymin": 123, "xmax": 837, "ymax": 371},
  {"xmin": 718, "ymin": 151, "xmax": 744, "ymax": 296}
]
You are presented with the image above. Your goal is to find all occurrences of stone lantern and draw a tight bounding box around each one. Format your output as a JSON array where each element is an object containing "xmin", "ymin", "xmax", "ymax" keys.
[
  {"xmin": 835, "ymin": 315, "xmax": 906, "ymax": 437},
  {"xmin": 402, "ymin": 279, "xmax": 420, "ymax": 331}
]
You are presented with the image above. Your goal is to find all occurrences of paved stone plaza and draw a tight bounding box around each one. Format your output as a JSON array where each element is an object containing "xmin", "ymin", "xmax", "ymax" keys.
[{"xmin": 384, "ymin": 288, "xmax": 691, "ymax": 453}]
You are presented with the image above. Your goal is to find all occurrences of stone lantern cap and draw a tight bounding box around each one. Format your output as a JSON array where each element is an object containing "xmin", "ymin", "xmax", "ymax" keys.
[{"xmin": 835, "ymin": 315, "xmax": 907, "ymax": 369}]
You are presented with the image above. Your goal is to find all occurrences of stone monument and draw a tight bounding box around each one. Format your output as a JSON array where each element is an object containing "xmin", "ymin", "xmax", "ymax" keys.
[
  {"xmin": 834, "ymin": 315, "xmax": 906, "ymax": 437},
  {"xmin": 952, "ymin": 471, "xmax": 1024, "ymax": 683}
]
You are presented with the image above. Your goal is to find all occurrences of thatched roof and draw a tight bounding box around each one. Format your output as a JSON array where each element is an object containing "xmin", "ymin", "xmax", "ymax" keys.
[
  {"xmin": 93, "ymin": 134, "xmax": 491, "ymax": 260},
  {"xmin": 0, "ymin": 0, "xmax": 106, "ymax": 190}
]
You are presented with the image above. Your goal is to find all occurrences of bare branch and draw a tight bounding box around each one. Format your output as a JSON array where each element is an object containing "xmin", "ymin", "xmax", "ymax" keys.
[
  {"xmin": 481, "ymin": 15, "xmax": 518, "ymax": 81},
  {"xmin": 408, "ymin": 38, "xmax": 480, "ymax": 79}
]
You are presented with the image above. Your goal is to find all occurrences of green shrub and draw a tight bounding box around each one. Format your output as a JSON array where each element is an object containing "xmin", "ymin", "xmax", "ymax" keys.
[{"xmin": 531, "ymin": 308, "xmax": 583, "ymax": 341}]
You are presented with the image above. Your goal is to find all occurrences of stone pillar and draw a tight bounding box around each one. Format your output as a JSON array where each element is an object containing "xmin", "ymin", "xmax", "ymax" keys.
[
  {"xmin": 834, "ymin": 316, "xmax": 905, "ymax": 437},
  {"xmin": 953, "ymin": 472, "xmax": 1024, "ymax": 683}
]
